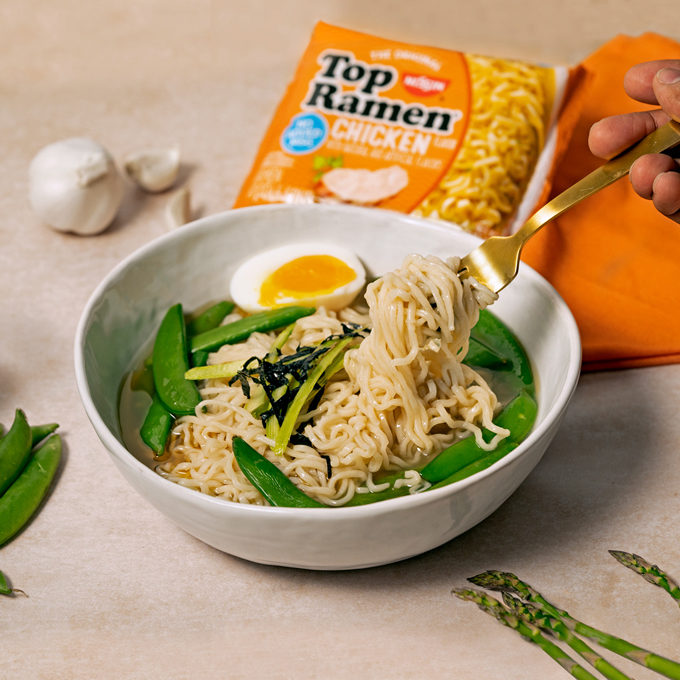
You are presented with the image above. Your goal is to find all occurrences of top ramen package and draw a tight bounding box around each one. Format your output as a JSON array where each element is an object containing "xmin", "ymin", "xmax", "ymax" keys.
[{"xmin": 234, "ymin": 22, "xmax": 585, "ymax": 236}]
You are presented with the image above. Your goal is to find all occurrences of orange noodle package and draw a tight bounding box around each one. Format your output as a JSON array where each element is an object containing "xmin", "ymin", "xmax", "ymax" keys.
[{"xmin": 235, "ymin": 22, "xmax": 587, "ymax": 237}]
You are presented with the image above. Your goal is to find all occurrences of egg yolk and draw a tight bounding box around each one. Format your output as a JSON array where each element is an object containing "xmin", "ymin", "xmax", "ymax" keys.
[{"xmin": 259, "ymin": 255, "xmax": 356, "ymax": 307}]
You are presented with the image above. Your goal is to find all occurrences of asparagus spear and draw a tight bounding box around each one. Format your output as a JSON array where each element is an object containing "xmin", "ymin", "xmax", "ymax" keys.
[
  {"xmin": 469, "ymin": 571, "xmax": 680, "ymax": 680},
  {"xmin": 609, "ymin": 551, "xmax": 680, "ymax": 608},
  {"xmin": 502, "ymin": 592, "xmax": 632, "ymax": 680},
  {"xmin": 452, "ymin": 588, "xmax": 599, "ymax": 680}
]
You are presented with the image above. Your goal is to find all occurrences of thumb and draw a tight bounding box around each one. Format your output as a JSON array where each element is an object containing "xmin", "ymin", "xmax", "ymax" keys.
[{"xmin": 653, "ymin": 67, "xmax": 680, "ymax": 122}]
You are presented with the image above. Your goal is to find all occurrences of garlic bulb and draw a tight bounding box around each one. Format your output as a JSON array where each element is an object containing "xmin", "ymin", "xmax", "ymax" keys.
[
  {"xmin": 124, "ymin": 147, "xmax": 180, "ymax": 193},
  {"xmin": 28, "ymin": 137, "xmax": 124, "ymax": 235}
]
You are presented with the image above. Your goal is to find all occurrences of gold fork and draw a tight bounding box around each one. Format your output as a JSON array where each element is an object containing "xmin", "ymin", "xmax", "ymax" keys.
[{"xmin": 458, "ymin": 119, "xmax": 680, "ymax": 293}]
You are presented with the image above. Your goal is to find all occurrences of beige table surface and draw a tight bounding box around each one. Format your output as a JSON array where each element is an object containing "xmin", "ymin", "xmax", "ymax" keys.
[{"xmin": 2, "ymin": 1, "xmax": 680, "ymax": 678}]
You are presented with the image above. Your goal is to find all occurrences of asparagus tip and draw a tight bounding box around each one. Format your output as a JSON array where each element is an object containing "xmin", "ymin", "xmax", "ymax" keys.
[
  {"xmin": 610, "ymin": 549, "xmax": 680, "ymax": 605},
  {"xmin": 468, "ymin": 570, "xmax": 525, "ymax": 593},
  {"xmin": 609, "ymin": 550, "xmax": 640, "ymax": 566}
]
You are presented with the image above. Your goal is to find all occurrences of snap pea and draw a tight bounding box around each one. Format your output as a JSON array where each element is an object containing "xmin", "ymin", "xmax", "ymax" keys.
[
  {"xmin": 30, "ymin": 423, "xmax": 59, "ymax": 448},
  {"xmin": 0, "ymin": 409, "xmax": 32, "ymax": 496},
  {"xmin": 0, "ymin": 569, "xmax": 26, "ymax": 597},
  {"xmin": 190, "ymin": 306, "xmax": 315, "ymax": 354},
  {"xmin": 140, "ymin": 395, "xmax": 174, "ymax": 455},
  {"xmin": 0, "ymin": 569, "xmax": 12, "ymax": 595},
  {"xmin": 186, "ymin": 300, "xmax": 235, "ymax": 336},
  {"xmin": 469, "ymin": 310, "xmax": 534, "ymax": 394},
  {"xmin": 139, "ymin": 302, "xmax": 234, "ymax": 451},
  {"xmin": 0, "ymin": 421, "xmax": 59, "ymax": 449},
  {"xmin": 152, "ymin": 303, "xmax": 201, "ymax": 416},
  {"xmin": 232, "ymin": 437, "xmax": 324, "ymax": 508},
  {"xmin": 420, "ymin": 390, "xmax": 537, "ymax": 484},
  {"xmin": 0, "ymin": 434, "xmax": 62, "ymax": 546},
  {"xmin": 464, "ymin": 336, "xmax": 510, "ymax": 371},
  {"xmin": 189, "ymin": 303, "xmax": 235, "ymax": 366},
  {"xmin": 191, "ymin": 350, "xmax": 210, "ymax": 368},
  {"xmin": 188, "ymin": 318, "xmax": 296, "ymax": 377},
  {"xmin": 429, "ymin": 392, "xmax": 538, "ymax": 490}
]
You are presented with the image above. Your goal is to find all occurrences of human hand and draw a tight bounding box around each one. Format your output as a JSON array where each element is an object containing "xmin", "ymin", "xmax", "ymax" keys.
[{"xmin": 588, "ymin": 60, "xmax": 680, "ymax": 222}]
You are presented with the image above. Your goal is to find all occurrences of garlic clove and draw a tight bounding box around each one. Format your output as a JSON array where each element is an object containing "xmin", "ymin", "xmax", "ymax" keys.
[
  {"xmin": 28, "ymin": 137, "xmax": 124, "ymax": 236},
  {"xmin": 124, "ymin": 147, "xmax": 180, "ymax": 193},
  {"xmin": 165, "ymin": 186, "xmax": 192, "ymax": 229}
]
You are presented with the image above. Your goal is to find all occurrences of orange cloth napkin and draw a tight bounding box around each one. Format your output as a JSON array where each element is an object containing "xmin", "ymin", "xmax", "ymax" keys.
[{"xmin": 522, "ymin": 33, "xmax": 680, "ymax": 371}]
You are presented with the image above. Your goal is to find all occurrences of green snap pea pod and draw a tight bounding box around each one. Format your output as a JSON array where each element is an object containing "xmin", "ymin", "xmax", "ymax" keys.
[
  {"xmin": 429, "ymin": 392, "xmax": 538, "ymax": 490},
  {"xmin": 140, "ymin": 395, "xmax": 174, "ymax": 455},
  {"xmin": 188, "ymin": 305, "xmax": 236, "ymax": 368},
  {"xmin": 189, "ymin": 302, "xmax": 234, "ymax": 366},
  {"xmin": 420, "ymin": 391, "xmax": 536, "ymax": 484},
  {"xmin": 191, "ymin": 350, "xmax": 210, "ymax": 368},
  {"xmin": 140, "ymin": 301, "xmax": 233, "ymax": 447},
  {"xmin": 190, "ymin": 306, "xmax": 315, "ymax": 354},
  {"xmin": 464, "ymin": 336, "xmax": 510, "ymax": 371},
  {"xmin": 0, "ymin": 421, "xmax": 59, "ymax": 449},
  {"xmin": 0, "ymin": 569, "xmax": 12, "ymax": 595},
  {"xmin": 470, "ymin": 310, "xmax": 534, "ymax": 394},
  {"xmin": 0, "ymin": 569, "xmax": 26, "ymax": 597},
  {"xmin": 233, "ymin": 437, "xmax": 324, "ymax": 508},
  {"xmin": 0, "ymin": 409, "xmax": 32, "ymax": 496},
  {"xmin": 152, "ymin": 303, "xmax": 201, "ymax": 416},
  {"xmin": 0, "ymin": 434, "xmax": 62, "ymax": 546},
  {"xmin": 186, "ymin": 300, "xmax": 235, "ymax": 336},
  {"xmin": 30, "ymin": 423, "xmax": 59, "ymax": 448}
]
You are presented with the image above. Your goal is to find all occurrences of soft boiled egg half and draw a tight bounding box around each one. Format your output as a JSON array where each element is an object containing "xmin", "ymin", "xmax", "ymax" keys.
[{"xmin": 229, "ymin": 242, "xmax": 366, "ymax": 313}]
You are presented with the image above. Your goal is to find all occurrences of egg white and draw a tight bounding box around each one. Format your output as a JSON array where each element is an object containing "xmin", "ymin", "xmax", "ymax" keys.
[{"xmin": 229, "ymin": 242, "xmax": 366, "ymax": 313}]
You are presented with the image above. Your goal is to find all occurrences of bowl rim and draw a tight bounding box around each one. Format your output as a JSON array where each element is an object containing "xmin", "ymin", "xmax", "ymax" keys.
[{"xmin": 74, "ymin": 203, "xmax": 581, "ymax": 520}]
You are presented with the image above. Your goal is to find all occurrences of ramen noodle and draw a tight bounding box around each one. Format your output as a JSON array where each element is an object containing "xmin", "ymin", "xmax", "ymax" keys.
[
  {"xmin": 158, "ymin": 254, "xmax": 504, "ymax": 506},
  {"xmin": 234, "ymin": 22, "xmax": 583, "ymax": 236}
]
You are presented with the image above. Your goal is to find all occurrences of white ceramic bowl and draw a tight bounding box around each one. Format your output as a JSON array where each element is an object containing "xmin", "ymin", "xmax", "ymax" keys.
[{"xmin": 74, "ymin": 203, "xmax": 581, "ymax": 570}]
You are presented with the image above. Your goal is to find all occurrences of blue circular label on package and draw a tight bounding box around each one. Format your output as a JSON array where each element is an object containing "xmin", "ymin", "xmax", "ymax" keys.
[{"xmin": 281, "ymin": 113, "xmax": 328, "ymax": 154}]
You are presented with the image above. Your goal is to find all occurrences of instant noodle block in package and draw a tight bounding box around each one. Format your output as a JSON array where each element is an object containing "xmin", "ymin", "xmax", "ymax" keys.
[{"xmin": 235, "ymin": 23, "xmax": 585, "ymax": 237}]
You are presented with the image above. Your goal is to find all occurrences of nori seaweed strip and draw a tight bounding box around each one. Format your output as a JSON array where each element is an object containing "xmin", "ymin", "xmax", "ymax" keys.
[
  {"xmin": 320, "ymin": 454, "xmax": 332, "ymax": 479},
  {"xmin": 230, "ymin": 324, "xmax": 369, "ymax": 449},
  {"xmin": 231, "ymin": 325, "xmax": 367, "ymax": 404},
  {"xmin": 289, "ymin": 433, "xmax": 313, "ymax": 446},
  {"xmin": 229, "ymin": 355, "xmax": 262, "ymax": 399}
]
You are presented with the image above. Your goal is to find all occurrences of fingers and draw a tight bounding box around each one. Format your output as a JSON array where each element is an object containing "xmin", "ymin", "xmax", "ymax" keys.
[
  {"xmin": 651, "ymin": 171, "xmax": 680, "ymax": 222},
  {"xmin": 623, "ymin": 59, "xmax": 680, "ymax": 103},
  {"xmin": 589, "ymin": 61, "xmax": 680, "ymax": 160},
  {"xmin": 630, "ymin": 153, "xmax": 678, "ymax": 197},
  {"xmin": 653, "ymin": 66, "xmax": 680, "ymax": 123},
  {"xmin": 588, "ymin": 109, "xmax": 670, "ymax": 159},
  {"xmin": 630, "ymin": 154, "xmax": 680, "ymax": 222},
  {"xmin": 587, "ymin": 60, "xmax": 680, "ymax": 224}
]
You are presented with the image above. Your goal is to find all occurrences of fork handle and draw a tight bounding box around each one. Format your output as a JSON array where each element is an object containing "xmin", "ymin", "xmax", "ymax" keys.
[{"xmin": 515, "ymin": 119, "xmax": 680, "ymax": 242}]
